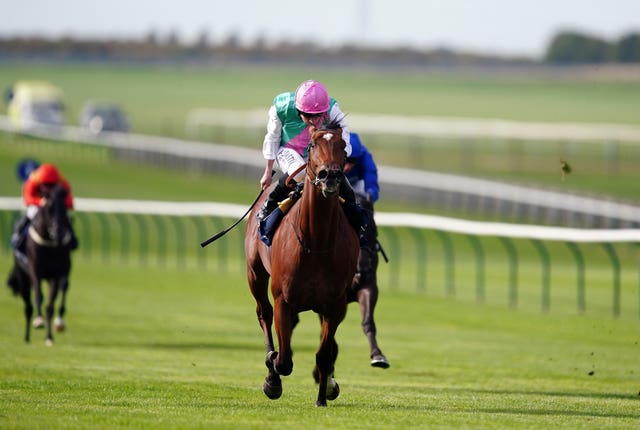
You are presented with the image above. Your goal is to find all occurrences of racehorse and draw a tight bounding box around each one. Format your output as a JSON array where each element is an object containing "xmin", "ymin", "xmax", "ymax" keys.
[
  {"xmin": 346, "ymin": 196, "xmax": 390, "ymax": 368},
  {"xmin": 8, "ymin": 183, "xmax": 73, "ymax": 345},
  {"xmin": 244, "ymin": 120, "xmax": 360, "ymax": 406}
]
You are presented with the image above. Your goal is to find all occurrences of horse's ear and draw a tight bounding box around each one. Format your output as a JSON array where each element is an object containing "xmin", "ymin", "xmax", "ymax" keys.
[{"xmin": 309, "ymin": 125, "xmax": 317, "ymax": 135}]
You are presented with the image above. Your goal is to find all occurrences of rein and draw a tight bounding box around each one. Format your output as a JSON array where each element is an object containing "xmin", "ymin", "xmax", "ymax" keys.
[{"xmin": 286, "ymin": 163, "xmax": 307, "ymax": 187}]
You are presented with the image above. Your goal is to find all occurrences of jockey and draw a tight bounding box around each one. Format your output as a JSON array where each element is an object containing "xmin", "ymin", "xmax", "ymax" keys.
[
  {"xmin": 344, "ymin": 132, "xmax": 379, "ymax": 204},
  {"xmin": 257, "ymin": 79, "xmax": 354, "ymax": 221},
  {"xmin": 11, "ymin": 162, "xmax": 78, "ymax": 252},
  {"xmin": 344, "ymin": 131, "xmax": 380, "ymax": 255}
]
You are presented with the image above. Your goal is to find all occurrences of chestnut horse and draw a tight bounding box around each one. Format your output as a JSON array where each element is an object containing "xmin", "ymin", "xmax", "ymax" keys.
[
  {"xmin": 244, "ymin": 121, "xmax": 360, "ymax": 406},
  {"xmin": 8, "ymin": 183, "xmax": 72, "ymax": 345}
]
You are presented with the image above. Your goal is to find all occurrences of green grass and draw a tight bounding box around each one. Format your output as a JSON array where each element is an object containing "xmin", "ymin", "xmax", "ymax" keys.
[{"xmin": 1, "ymin": 259, "xmax": 638, "ymax": 430}]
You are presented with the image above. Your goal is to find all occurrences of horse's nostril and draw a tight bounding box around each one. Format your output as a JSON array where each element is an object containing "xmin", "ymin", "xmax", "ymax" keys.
[{"xmin": 317, "ymin": 170, "xmax": 328, "ymax": 180}]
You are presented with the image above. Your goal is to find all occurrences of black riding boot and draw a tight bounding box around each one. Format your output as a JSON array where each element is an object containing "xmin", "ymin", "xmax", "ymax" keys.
[
  {"xmin": 10, "ymin": 216, "xmax": 30, "ymax": 252},
  {"xmin": 257, "ymin": 176, "xmax": 293, "ymax": 221},
  {"xmin": 339, "ymin": 174, "xmax": 356, "ymax": 204},
  {"xmin": 339, "ymin": 176, "xmax": 369, "ymax": 245}
]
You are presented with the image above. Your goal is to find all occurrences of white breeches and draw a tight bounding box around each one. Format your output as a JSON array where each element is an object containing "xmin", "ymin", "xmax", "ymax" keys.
[
  {"xmin": 276, "ymin": 147, "xmax": 307, "ymax": 182},
  {"xmin": 26, "ymin": 205, "xmax": 39, "ymax": 219}
]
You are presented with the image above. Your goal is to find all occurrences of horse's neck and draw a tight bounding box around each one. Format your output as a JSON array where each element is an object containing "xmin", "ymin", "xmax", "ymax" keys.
[
  {"xmin": 30, "ymin": 211, "xmax": 49, "ymax": 237},
  {"xmin": 32, "ymin": 203, "xmax": 67, "ymax": 238},
  {"xmin": 298, "ymin": 180, "xmax": 341, "ymax": 238}
]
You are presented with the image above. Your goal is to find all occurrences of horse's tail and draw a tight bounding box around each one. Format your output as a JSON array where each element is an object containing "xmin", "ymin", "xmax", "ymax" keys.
[{"xmin": 6, "ymin": 258, "xmax": 27, "ymax": 296}]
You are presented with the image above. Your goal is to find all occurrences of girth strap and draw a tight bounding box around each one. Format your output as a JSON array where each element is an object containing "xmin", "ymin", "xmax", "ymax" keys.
[{"xmin": 28, "ymin": 225, "xmax": 71, "ymax": 248}]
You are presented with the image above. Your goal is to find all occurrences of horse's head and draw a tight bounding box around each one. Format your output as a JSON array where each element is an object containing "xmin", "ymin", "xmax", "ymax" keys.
[
  {"xmin": 41, "ymin": 184, "xmax": 70, "ymax": 246},
  {"xmin": 307, "ymin": 120, "xmax": 347, "ymax": 198}
]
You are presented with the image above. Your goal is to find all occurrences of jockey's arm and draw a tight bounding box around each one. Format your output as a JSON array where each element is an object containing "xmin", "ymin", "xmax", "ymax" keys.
[
  {"xmin": 361, "ymin": 150, "xmax": 379, "ymax": 203},
  {"xmin": 261, "ymin": 106, "xmax": 282, "ymax": 189},
  {"xmin": 22, "ymin": 178, "xmax": 43, "ymax": 207},
  {"xmin": 61, "ymin": 179, "xmax": 74, "ymax": 210},
  {"xmin": 262, "ymin": 105, "xmax": 282, "ymax": 161}
]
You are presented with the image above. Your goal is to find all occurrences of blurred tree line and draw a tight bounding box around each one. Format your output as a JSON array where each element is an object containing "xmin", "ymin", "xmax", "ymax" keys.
[
  {"xmin": 0, "ymin": 29, "xmax": 638, "ymax": 65},
  {"xmin": 545, "ymin": 31, "xmax": 640, "ymax": 64}
]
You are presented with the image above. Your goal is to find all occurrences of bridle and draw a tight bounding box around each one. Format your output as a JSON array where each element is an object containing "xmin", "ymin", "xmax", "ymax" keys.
[{"xmin": 304, "ymin": 132, "xmax": 346, "ymax": 189}]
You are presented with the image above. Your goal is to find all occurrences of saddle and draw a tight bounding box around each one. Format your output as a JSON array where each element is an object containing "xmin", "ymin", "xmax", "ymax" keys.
[{"xmin": 258, "ymin": 184, "xmax": 303, "ymax": 246}]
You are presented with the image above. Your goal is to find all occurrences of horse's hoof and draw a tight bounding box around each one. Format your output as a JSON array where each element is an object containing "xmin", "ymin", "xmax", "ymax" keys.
[
  {"xmin": 326, "ymin": 378, "xmax": 340, "ymax": 401},
  {"xmin": 262, "ymin": 377, "xmax": 283, "ymax": 400},
  {"xmin": 45, "ymin": 339, "xmax": 54, "ymax": 347},
  {"xmin": 54, "ymin": 317, "xmax": 66, "ymax": 332},
  {"xmin": 371, "ymin": 354, "xmax": 390, "ymax": 369},
  {"xmin": 32, "ymin": 316, "xmax": 44, "ymax": 329},
  {"xmin": 263, "ymin": 351, "xmax": 282, "ymax": 399}
]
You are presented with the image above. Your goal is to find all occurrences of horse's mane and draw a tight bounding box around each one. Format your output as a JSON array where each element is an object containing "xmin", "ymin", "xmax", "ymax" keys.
[
  {"xmin": 46, "ymin": 184, "xmax": 68, "ymax": 211},
  {"xmin": 51, "ymin": 183, "xmax": 67, "ymax": 201},
  {"xmin": 318, "ymin": 117, "xmax": 344, "ymax": 132}
]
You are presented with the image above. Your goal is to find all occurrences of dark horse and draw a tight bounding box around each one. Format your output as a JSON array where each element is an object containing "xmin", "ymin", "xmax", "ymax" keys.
[
  {"xmin": 7, "ymin": 183, "xmax": 73, "ymax": 345},
  {"xmin": 244, "ymin": 121, "xmax": 360, "ymax": 406},
  {"xmin": 347, "ymin": 196, "xmax": 390, "ymax": 368}
]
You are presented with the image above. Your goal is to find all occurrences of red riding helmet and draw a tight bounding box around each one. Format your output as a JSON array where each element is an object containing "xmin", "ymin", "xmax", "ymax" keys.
[{"xmin": 35, "ymin": 163, "xmax": 61, "ymax": 184}]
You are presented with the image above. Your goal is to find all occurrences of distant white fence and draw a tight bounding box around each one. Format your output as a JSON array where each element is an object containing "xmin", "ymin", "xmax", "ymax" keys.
[
  {"xmin": 186, "ymin": 108, "xmax": 640, "ymax": 143},
  {"xmin": 2, "ymin": 113, "xmax": 640, "ymax": 228},
  {"xmin": 2, "ymin": 197, "xmax": 639, "ymax": 243},
  {"xmin": 2, "ymin": 197, "xmax": 637, "ymax": 318}
]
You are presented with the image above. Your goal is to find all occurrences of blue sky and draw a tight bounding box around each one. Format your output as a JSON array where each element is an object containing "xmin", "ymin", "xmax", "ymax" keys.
[{"xmin": 3, "ymin": 0, "xmax": 640, "ymax": 58}]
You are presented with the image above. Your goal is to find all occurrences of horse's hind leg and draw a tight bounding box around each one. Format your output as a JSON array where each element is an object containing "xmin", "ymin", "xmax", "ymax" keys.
[
  {"xmin": 247, "ymin": 267, "xmax": 283, "ymax": 399},
  {"xmin": 256, "ymin": 289, "xmax": 282, "ymax": 400},
  {"xmin": 247, "ymin": 266, "xmax": 275, "ymax": 353},
  {"xmin": 21, "ymin": 287, "xmax": 33, "ymax": 343},
  {"xmin": 357, "ymin": 287, "xmax": 390, "ymax": 368}
]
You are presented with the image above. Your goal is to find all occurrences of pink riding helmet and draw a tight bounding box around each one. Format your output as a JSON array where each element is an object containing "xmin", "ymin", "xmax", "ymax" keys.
[{"xmin": 294, "ymin": 80, "xmax": 330, "ymax": 114}]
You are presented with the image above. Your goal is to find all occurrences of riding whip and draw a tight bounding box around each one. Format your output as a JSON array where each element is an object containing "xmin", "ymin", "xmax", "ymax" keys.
[
  {"xmin": 200, "ymin": 171, "xmax": 274, "ymax": 248},
  {"xmin": 377, "ymin": 239, "xmax": 389, "ymax": 263}
]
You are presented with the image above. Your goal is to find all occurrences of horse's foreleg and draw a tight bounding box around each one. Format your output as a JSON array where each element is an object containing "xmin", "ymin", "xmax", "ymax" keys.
[
  {"xmin": 273, "ymin": 296, "xmax": 295, "ymax": 376},
  {"xmin": 315, "ymin": 297, "xmax": 346, "ymax": 407},
  {"xmin": 44, "ymin": 280, "xmax": 61, "ymax": 346},
  {"xmin": 315, "ymin": 315, "xmax": 342, "ymax": 407}
]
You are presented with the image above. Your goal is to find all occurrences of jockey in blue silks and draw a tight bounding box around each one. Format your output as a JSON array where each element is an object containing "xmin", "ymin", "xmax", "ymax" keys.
[{"xmin": 344, "ymin": 132, "xmax": 379, "ymax": 204}]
